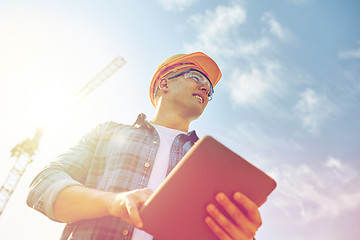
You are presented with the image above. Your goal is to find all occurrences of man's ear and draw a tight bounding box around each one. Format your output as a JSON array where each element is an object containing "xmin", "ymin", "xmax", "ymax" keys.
[{"xmin": 158, "ymin": 78, "xmax": 168, "ymax": 92}]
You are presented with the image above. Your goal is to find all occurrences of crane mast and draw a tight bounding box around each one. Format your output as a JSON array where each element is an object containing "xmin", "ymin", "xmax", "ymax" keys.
[{"xmin": 0, "ymin": 56, "xmax": 126, "ymax": 216}]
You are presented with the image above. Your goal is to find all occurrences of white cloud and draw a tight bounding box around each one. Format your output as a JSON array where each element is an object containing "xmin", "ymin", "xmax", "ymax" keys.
[
  {"xmin": 237, "ymin": 38, "xmax": 270, "ymax": 56},
  {"xmin": 184, "ymin": 4, "xmax": 247, "ymax": 56},
  {"xmin": 157, "ymin": 0, "xmax": 198, "ymax": 11},
  {"xmin": 261, "ymin": 12, "xmax": 293, "ymax": 41},
  {"xmin": 184, "ymin": 4, "xmax": 293, "ymax": 108},
  {"xmin": 324, "ymin": 157, "xmax": 342, "ymax": 170},
  {"xmin": 270, "ymin": 159, "xmax": 360, "ymax": 222},
  {"xmin": 228, "ymin": 60, "xmax": 282, "ymax": 106},
  {"xmin": 338, "ymin": 47, "xmax": 360, "ymax": 59},
  {"xmin": 324, "ymin": 156, "xmax": 358, "ymax": 184},
  {"xmin": 293, "ymin": 88, "xmax": 337, "ymax": 135},
  {"xmin": 186, "ymin": 7, "xmax": 293, "ymax": 56},
  {"xmin": 188, "ymin": 4, "xmax": 246, "ymax": 33}
]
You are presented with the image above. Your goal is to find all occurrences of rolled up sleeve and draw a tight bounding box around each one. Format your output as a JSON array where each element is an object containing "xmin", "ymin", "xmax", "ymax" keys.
[{"xmin": 26, "ymin": 123, "xmax": 105, "ymax": 222}]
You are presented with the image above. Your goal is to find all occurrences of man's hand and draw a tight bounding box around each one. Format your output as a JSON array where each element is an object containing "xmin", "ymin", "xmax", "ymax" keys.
[
  {"xmin": 205, "ymin": 192, "xmax": 262, "ymax": 240},
  {"xmin": 105, "ymin": 188, "xmax": 153, "ymax": 229},
  {"xmin": 53, "ymin": 186, "xmax": 153, "ymax": 226}
]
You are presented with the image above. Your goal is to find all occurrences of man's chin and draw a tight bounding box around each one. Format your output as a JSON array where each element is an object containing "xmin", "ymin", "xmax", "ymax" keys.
[{"xmin": 187, "ymin": 105, "xmax": 205, "ymax": 120}]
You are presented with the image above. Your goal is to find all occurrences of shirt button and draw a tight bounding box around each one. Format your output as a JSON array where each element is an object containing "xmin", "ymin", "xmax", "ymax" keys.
[
  {"xmin": 144, "ymin": 163, "xmax": 150, "ymax": 168},
  {"xmin": 122, "ymin": 229, "xmax": 129, "ymax": 236},
  {"xmin": 153, "ymin": 141, "xmax": 158, "ymax": 144}
]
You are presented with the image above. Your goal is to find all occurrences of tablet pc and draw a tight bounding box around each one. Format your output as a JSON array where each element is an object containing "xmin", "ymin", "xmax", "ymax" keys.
[{"xmin": 140, "ymin": 136, "xmax": 276, "ymax": 240}]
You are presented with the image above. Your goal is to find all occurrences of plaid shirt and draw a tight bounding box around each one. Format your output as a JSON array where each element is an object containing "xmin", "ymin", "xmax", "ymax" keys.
[{"xmin": 27, "ymin": 113, "xmax": 199, "ymax": 240}]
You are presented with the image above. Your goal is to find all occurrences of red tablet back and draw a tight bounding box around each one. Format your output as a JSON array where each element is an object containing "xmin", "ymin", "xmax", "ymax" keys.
[{"xmin": 140, "ymin": 136, "xmax": 276, "ymax": 240}]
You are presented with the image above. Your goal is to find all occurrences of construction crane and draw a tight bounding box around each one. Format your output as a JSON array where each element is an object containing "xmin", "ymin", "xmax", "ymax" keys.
[{"xmin": 0, "ymin": 56, "xmax": 126, "ymax": 216}]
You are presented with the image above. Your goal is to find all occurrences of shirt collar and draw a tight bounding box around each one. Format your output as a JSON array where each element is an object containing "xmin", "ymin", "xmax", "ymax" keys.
[
  {"xmin": 132, "ymin": 113, "xmax": 199, "ymax": 143},
  {"xmin": 132, "ymin": 113, "xmax": 148, "ymax": 129}
]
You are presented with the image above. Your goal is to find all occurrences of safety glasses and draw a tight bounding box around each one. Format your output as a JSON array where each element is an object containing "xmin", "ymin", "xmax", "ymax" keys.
[{"xmin": 168, "ymin": 68, "xmax": 214, "ymax": 100}]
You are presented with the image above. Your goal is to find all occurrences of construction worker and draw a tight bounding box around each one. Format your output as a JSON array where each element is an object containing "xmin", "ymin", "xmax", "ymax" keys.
[{"xmin": 27, "ymin": 52, "xmax": 262, "ymax": 240}]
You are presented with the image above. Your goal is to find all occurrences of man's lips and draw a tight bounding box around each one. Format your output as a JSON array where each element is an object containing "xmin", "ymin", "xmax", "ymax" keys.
[{"xmin": 193, "ymin": 93, "xmax": 204, "ymax": 103}]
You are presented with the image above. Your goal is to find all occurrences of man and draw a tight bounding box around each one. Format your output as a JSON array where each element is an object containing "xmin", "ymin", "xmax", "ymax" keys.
[{"xmin": 27, "ymin": 52, "xmax": 262, "ymax": 240}]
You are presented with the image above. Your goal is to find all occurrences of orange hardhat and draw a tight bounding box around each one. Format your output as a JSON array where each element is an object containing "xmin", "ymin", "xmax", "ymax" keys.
[{"xmin": 149, "ymin": 52, "xmax": 222, "ymax": 107}]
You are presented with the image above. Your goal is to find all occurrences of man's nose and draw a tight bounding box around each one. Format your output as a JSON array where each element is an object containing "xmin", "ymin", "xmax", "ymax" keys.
[{"xmin": 199, "ymin": 84, "xmax": 210, "ymax": 96}]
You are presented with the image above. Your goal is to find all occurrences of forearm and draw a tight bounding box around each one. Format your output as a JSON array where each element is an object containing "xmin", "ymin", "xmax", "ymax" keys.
[
  {"xmin": 27, "ymin": 167, "xmax": 86, "ymax": 221},
  {"xmin": 53, "ymin": 186, "xmax": 153, "ymax": 228},
  {"xmin": 53, "ymin": 185, "xmax": 113, "ymax": 223}
]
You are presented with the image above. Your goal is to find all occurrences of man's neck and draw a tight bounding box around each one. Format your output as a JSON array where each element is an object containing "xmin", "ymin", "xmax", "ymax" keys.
[
  {"xmin": 151, "ymin": 95, "xmax": 204, "ymax": 132},
  {"xmin": 150, "ymin": 112, "xmax": 190, "ymax": 132},
  {"xmin": 150, "ymin": 99, "xmax": 195, "ymax": 132}
]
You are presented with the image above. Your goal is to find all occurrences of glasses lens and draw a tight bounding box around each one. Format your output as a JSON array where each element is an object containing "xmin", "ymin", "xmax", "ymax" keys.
[
  {"xmin": 168, "ymin": 68, "xmax": 214, "ymax": 100},
  {"xmin": 186, "ymin": 71, "xmax": 214, "ymax": 99}
]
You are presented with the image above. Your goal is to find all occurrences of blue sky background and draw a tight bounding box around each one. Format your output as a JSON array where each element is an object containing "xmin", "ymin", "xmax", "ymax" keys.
[{"xmin": 0, "ymin": 0, "xmax": 359, "ymax": 239}]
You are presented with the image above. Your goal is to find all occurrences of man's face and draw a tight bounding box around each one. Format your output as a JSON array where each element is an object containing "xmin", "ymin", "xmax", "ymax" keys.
[{"xmin": 162, "ymin": 69, "xmax": 212, "ymax": 119}]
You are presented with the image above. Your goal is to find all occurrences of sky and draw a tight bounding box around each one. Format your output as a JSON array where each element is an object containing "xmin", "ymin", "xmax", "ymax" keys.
[{"xmin": 0, "ymin": 0, "xmax": 359, "ymax": 239}]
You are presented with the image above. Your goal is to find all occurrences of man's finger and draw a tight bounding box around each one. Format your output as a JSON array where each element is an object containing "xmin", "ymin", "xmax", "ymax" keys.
[
  {"xmin": 233, "ymin": 192, "xmax": 262, "ymax": 227},
  {"xmin": 141, "ymin": 187, "xmax": 153, "ymax": 196},
  {"xmin": 215, "ymin": 193, "xmax": 256, "ymax": 238},
  {"xmin": 125, "ymin": 199, "xmax": 143, "ymax": 229},
  {"xmin": 215, "ymin": 193, "xmax": 247, "ymax": 227},
  {"xmin": 205, "ymin": 216, "xmax": 232, "ymax": 240}
]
